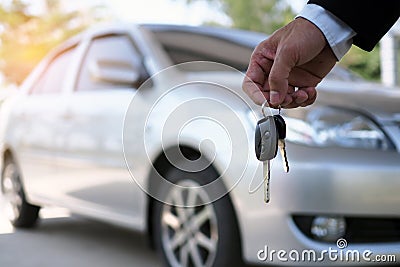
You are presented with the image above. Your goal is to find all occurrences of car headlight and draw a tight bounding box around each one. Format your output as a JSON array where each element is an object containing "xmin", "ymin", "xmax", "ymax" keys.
[{"xmin": 285, "ymin": 106, "xmax": 392, "ymax": 150}]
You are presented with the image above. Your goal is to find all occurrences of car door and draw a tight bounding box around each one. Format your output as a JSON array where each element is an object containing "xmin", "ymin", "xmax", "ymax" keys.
[
  {"xmin": 56, "ymin": 34, "xmax": 149, "ymax": 224},
  {"xmin": 8, "ymin": 47, "xmax": 77, "ymax": 199}
]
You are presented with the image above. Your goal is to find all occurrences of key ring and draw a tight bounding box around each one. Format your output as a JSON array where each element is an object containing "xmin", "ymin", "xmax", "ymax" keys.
[
  {"xmin": 261, "ymin": 100, "xmax": 281, "ymax": 118},
  {"xmin": 261, "ymin": 100, "xmax": 269, "ymax": 118}
]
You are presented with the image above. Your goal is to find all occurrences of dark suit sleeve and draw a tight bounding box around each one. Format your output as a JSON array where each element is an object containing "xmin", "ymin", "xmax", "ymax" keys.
[{"xmin": 308, "ymin": 0, "xmax": 400, "ymax": 51}]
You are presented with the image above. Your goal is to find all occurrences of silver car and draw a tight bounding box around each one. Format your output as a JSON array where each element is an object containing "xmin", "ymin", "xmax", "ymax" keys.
[{"xmin": 0, "ymin": 23, "xmax": 399, "ymax": 266}]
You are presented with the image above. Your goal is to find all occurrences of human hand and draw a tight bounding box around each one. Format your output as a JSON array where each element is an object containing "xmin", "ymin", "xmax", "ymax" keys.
[{"xmin": 242, "ymin": 17, "xmax": 337, "ymax": 108}]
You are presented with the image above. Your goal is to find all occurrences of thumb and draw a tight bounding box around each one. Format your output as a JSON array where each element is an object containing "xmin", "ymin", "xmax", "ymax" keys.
[{"xmin": 268, "ymin": 48, "xmax": 295, "ymax": 106}]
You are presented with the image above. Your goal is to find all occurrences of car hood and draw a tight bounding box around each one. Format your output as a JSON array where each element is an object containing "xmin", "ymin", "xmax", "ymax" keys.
[
  {"xmin": 184, "ymin": 71, "xmax": 400, "ymax": 124},
  {"xmin": 316, "ymin": 79, "xmax": 400, "ymax": 124}
]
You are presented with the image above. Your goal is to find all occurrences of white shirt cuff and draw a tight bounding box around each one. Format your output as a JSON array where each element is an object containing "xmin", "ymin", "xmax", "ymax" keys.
[{"xmin": 297, "ymin": 4, "xmax": 356, "ymax": 60}]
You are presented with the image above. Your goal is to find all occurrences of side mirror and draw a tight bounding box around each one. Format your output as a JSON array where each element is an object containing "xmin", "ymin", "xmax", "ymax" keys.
[{"xmin": 89, "ymin": 58, "xmax": 140, "ymax": 86}]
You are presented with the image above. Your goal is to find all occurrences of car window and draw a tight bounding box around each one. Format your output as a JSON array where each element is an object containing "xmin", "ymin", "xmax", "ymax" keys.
[
  {"xmin": 30, "ymin": 47, "xmax": 76, "ymax": 94},
  {"xmin": 76, "ymin": 35, "xmax": 145, "ymax": 91},
  {"xmin": 150, "ymin": 30, "xmax": 254, "ymax": 72}
]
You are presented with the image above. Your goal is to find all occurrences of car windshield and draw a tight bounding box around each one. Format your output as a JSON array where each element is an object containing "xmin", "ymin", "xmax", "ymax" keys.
[{"xmin": 144, "ymin": 24, "xmax": 362, "ymax": 82}]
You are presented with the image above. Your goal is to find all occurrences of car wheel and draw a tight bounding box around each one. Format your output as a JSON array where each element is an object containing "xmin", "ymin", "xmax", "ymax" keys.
[
  {"xmin": 1, "ymin": 156, "xmax": 40, "ymax": 228},
  {"xmin": 152, "ymin": 166, "xmax": 242, "ymax": 267}
]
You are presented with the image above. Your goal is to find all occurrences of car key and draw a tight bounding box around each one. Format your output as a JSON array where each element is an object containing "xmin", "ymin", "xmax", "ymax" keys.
[
  {"xmin": 255, "ymin": 116, "xmax": 278, "ymax": 203},
  {"xmin": 264, "ymin": 159, "xmax": 271, "ymax": 203},
  {"xmin": 274, "ymin": 114, "xmax": 289, "ymax": 173},
  {"xmin": 255, "ymin": 116, "xmax": 278, "ymax": 162}
]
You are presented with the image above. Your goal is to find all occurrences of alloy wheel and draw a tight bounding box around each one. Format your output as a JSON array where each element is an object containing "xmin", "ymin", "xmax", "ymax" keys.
[
  {"xmin": 161, "ymin": 180, "xmax": 218, "ymax": 267},
  {"xmin": 1, "ymin": 162, "xmax": 23, "ymax": 222}
]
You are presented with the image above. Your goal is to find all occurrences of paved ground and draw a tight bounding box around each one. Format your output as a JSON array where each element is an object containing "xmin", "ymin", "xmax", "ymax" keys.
[
  {"xmin": 1, "ymin": 200, "xmax": 393, "ymax": 267},
  {"xmin": 0, "ymin": 203, "xmax": 161, "ymax": 267}
]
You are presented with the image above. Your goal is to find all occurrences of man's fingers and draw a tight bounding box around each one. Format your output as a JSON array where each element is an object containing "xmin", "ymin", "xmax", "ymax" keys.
[
  {"xmin": 243, "ymin": 48, "xmax": 274, "ymax": 105},
  {"xmin": 286, "ymin": 87, "xmax": 317, "ymax": 108},
  {"xmin": 268, "ymin": 47, "xmax": 295, "ymax": 106},
  {"xmin": 292, "ymin": 89, "xmax": 309, "ymax": 104},
  {"xmin": 245, "ymin": 43, "xmax": 274, "ymax": 85},
  {"xmin": 242, "ymin": 76, "xmax": 266, "ymax": 105},
  {"xmin": 299, "ymin": 87, "xmax": 317, "ymax": 107},
  {"xmin": 278, "ymin": 87, "xmax": 317, "ymax": 109}
]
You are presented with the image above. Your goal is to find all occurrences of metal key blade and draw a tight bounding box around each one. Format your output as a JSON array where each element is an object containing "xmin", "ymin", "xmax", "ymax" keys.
[
  {"xmin": 264, "ymin": 160, "xmax": 271, "ymax": 203},
  {"xmin": 274, "ymin": 114, "xmax": 289, "ymax": 173},
  {"xmin": 278, "ymin": 139, "xmax": 289, "ymax": 173}
]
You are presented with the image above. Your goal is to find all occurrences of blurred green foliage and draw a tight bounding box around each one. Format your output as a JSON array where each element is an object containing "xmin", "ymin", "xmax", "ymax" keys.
[
  {"xmin": 187, "ymin": 0, "xmax": 294, "ymax": 34},
  {"xmin": 0, "ymin": 0, "xmax": 382, "ymax": 84},
  {"xmin": 0, "ymin": 0, "xmax": 108, "ymax": 85},
  {"xmin": 187, "ymin": 0, "xmax": 381, "ymax": 81},
  {"xmin": 217, "ymin": 0, "xmax": 294, "ymax": 33},
  {"xmin": 340, "ymin": 45, "xmax": 381, "ymax": 81}
]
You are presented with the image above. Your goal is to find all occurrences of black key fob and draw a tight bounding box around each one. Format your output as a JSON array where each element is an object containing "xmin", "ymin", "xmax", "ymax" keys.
[{"xmin": 273, "ymin": 114, "xmax": 286, "ymax": 139}]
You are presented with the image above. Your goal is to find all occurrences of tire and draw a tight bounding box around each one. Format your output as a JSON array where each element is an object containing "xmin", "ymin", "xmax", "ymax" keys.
[
  {"xmin": 1, "ymin": 156, "xmax": 40, "ymax": 228},
  {"xmin": 152, "ymin": 166, "xmax": 243, "ymax": 267}
]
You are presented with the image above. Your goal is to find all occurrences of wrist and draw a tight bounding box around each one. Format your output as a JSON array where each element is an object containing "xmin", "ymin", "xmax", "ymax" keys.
[
  {"xmin": 297, "ymin": 4, "xmax": 356, "ymax": 60},
  {"xmin": 295, "ymin": 17, "xmax": 327, "ymax": 46}
]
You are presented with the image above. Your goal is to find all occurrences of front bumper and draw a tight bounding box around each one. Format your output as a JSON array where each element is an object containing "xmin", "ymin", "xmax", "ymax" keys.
[{"xmin": 234, "ymin": 143, "xmax": 400, "ymax": 266}]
